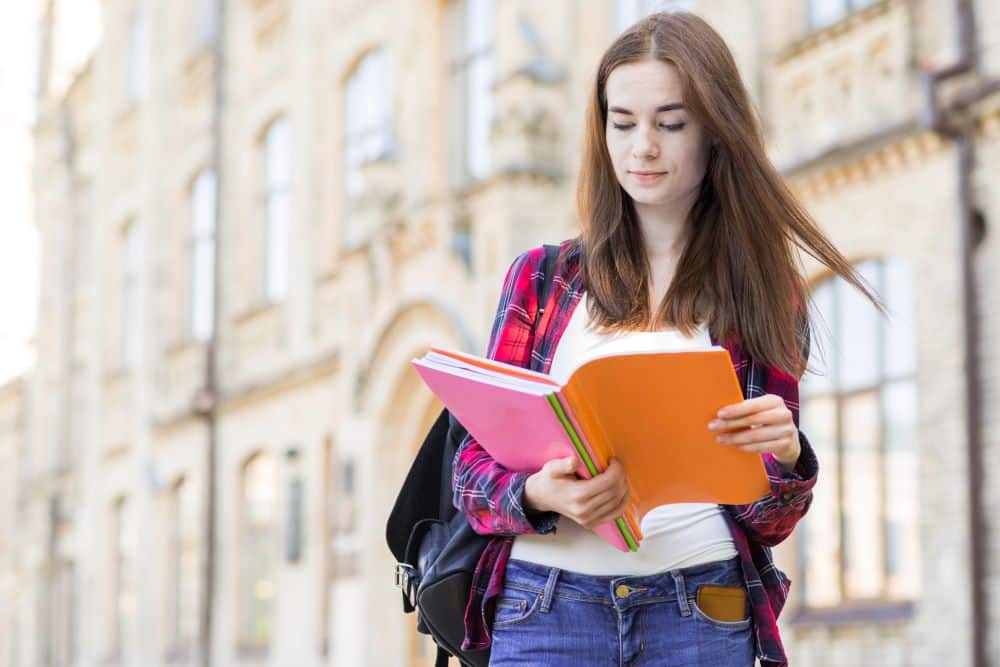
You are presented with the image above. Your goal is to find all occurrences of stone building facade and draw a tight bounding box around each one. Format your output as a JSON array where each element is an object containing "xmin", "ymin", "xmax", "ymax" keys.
[{"xmin": 4, "ymin": 0, "xmax": 1000, "ymax": 666}]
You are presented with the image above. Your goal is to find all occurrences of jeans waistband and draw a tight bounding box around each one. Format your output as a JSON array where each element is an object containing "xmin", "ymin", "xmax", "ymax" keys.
[{"xmin": 503, "ymin": 556, "xmax": 744, "ymax": 614}]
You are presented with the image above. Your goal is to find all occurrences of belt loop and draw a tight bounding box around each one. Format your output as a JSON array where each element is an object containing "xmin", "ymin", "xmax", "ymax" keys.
[
  {"xmin": 540, "ymin": 567, "xmax": 560, "ymax": 613},
  {"xmin": 670, "ymin": 570, "xmax": 691, "ymax": 617}
]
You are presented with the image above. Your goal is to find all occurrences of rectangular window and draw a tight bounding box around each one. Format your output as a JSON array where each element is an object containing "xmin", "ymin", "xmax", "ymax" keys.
[
  {"xmin": 166, "ymin": 479, "xmax": 199, "ymax": 657},
  {"xmin": 240, "ymin": 454, "xmax": 277, "ymax": 651},
  {"xmin": 448, "ymin": 0, "xmax": 494, "ymax": 185},
  {"xmin": 110, "ymin": 498, "xmax": 135, "ymax": 662},
  {"xmin": 798, "ymin": 257, "xmax": 920, "ymax": 611},
  {"xmin": 344, "ymin": 47, "xmax": 395, "ymax": 200},
  {"xmin": 262, "ymin": 118, "xmax": 290, "ymax": 302},
  {"xmin": 615, "ymin": 0, "xmax": 696, "ymax": 33},
  {"xmin": 807, "ymin": 0, "xmax": 880, "ymax": 30},
  {"xmin": 127, "ymin": 3, "xmax": 147, "ymax": 103},
  {"xmin": 192, "ymin": 0, "xmax": 219, "ymax": 48},
  {"xmin": 122, "ymin": 221, "xmax": 142, "ymax": 369},
  {"xmin": 190, "ymin": 170, "xmax": 217, "ymax": 340}
]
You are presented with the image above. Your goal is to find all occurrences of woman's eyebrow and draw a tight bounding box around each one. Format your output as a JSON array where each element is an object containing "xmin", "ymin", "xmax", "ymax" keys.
[{"xmin": 608, "ymin": 102, "xmax": 686, "ymax": 114}]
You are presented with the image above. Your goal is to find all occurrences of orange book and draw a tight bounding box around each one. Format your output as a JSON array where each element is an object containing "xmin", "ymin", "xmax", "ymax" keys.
[{"xmin": 413, "ymin": 344, "xmax": 770, "ymax": 552}]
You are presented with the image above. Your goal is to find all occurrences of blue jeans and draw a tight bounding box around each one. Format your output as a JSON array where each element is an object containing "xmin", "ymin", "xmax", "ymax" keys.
[{"xmin": 488, "ymin": 556, "xmax": 754, "ymax": 666}]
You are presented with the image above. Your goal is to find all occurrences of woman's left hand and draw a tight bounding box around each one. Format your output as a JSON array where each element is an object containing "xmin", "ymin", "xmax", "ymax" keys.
[{"xmin": 707, "ymin": 394, "xmax": 800, "ymax": 471}]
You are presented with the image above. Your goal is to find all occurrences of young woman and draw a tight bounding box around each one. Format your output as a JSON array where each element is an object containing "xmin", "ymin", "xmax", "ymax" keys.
[{"xmin": 452, "ymin": 12, "xmax": 882, "ymax": 667}]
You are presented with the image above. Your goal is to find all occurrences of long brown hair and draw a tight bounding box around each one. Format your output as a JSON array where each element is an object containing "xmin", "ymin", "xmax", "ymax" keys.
[{"xmin": 575, "ymin": 12, "xmax": 885, "ymax": 378}]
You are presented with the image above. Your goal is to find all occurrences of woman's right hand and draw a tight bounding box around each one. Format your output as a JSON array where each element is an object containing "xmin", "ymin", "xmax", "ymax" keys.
[{"xmin": 523, "ymin": 456, "xmax": 630, "ymax": 530}]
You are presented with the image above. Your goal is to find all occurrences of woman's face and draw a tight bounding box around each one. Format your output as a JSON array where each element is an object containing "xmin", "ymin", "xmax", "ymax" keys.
[{"xmin": 604, "ymin": 59, "xmax": 712, "ymax": 211}]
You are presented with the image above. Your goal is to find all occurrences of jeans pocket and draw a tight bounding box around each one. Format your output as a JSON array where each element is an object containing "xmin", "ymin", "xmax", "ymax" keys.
[
  {"xmin": 690, "ymin": 598, "xmax": 752, "ymax": 631},
  {"xmin": 493, "ymin": 588, "xmax": 543, "ymax": 628}
]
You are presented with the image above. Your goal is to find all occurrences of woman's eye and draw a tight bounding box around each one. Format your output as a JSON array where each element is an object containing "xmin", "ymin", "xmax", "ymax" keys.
[{"xmin": 611, "ymin": 122, "xmax": 686, "ymax": 131}]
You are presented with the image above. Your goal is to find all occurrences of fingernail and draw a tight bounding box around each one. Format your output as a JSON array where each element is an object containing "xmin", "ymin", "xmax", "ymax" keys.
[
  {"xmin": 716, "ymin": 435, "xmax": 728, "ymax": 443},
  {"xmin": 708, "ymin": 420, "xmax": 721, "ymax": 430}
]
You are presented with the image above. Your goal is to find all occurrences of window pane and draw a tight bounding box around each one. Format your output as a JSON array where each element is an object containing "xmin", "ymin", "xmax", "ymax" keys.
[
  {"xmin": 842, "ymin": 391, "xmax": 882, "ymax": 599},
  {"xmin": 127, "ymin": 6, "xmax": 147, "ymax": 101},
  {"xmin": 123, "ymin": 222, "xmax": 142, "ymax": 369},
  {"xmin": 809, "ymin": 0, "xmax": 848, "ymax": 29},
  {"xmin": 883, "ymin": 258, "xmax": 915, "ymax": 378},
  {"xmin": 616, "ymin": 0, "xmax": 695, "ymax": 32},
  {"xmin": 466, "ymin": 54, "xmax": 493, "ymax": 180},
  {"xmin": 115, "ymin": 499, "xmax": 136, "ymax": 659},
  {"xmin": 265, "ymin": 119, "xmax": 291, "ymax": 189},
  {"xmin": 265, "ymin": 191, "xmax": 289, "ymax": 300},
  {"xmin": 191, "ymin": 171, "xmax": 216, "ymax": 340},
  {"xmin": 466, "ymin": 0, "xmax": 493, "ymax": 52},
  {"xmin": 170, "ymin": 480, "xmax": 199, "ymax": 649},
  {"xmin": 836, "ymin": 261, "xmax": 880, "ymax": 391},
  {"xmin": 802, "ymin": 279, "xmax": 835, "ymax": 396},
  {"xmin": 194, "ymin": 0, "xmax": 219, "ymax": 45},
  {"xmin": 616, "ymin": 0, "xmax": 642, "ymax": 31},
  {"xmin": 191, "ymin": 242, "xmax": 214, "ymax": 340},
  {"xmin": 800, "ymin": 396, "xmax": 840, "ymax": 606},
  {"xmin": 242, "ymin": 456, "xmax": 276, "ymax": 645},
  {"xmin": 883, "ymin": 379, "xmax": 920, "ymax": 599},
  {"xmin": 192, "ymin": 171, "xmax": 216, "ymax": 237}
]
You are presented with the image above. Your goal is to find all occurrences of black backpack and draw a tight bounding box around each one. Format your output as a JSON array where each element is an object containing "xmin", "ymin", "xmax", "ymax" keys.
[{"xmin": 385, "ymin": 244, "xmax": 560, "ymax": 667}]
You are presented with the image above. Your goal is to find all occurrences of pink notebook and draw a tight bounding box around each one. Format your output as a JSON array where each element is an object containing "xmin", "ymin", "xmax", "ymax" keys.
[{"xmin": 412, "ymin": 351, "xmax": 633, "ymax": 551}]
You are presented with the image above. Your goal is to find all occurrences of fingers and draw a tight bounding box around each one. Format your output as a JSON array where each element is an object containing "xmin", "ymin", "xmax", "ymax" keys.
[
  {"xmin": 543, "ymin": 456, "xmax": 578, "ymax": 477},
  {"xmin": 717, "ymin": 423, "xmax": 796, "ymax": 446},
  {"xmin": 579, "ymin": 457, "xmax": 625, "ymax": 493},
  {"xmin": 710, "ymin": 405, "xmax": 790, "ymax": 433},
  {"xmin": 580, "ymin": 487, "xmax": 630, "ymax": 530},
  {"xmin": 715, "ymin": 394, "xmax": 785, "ymax": 420}
]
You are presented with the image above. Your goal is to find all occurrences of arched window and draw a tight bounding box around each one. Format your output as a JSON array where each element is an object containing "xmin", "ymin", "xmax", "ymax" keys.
[
  {"xmin": 239, "ymin": 453, "xmax": 277, "ymax": 651},
  {"xmin": 166, "ymin": 477, "xmax": 199, "ymax": 657},
  {"xmin": 110, "ymin": 496, "xmax": 135, "ymax": 661},
  {"xmin": 344, "ymin": 47, "xmax": 395, "ymax": 198},
  {"xmin": 798, "ymin": 257, "xmax": 919, "ymax": 608}
]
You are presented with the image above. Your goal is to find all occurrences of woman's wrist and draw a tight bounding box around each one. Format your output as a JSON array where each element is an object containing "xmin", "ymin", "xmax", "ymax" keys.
[{"xmin": 772, "ymin": 433, "xmax": 802, "ymax": 472}]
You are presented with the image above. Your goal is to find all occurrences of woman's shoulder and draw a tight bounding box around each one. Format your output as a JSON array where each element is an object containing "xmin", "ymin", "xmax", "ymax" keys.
[{"xmin": 515, "ymin": 236, "xmax": 583, "ymax": 271}]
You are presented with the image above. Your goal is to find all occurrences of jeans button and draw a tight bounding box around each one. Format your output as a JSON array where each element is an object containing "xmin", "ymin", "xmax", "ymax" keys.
[{"xmin": 615, "ymin": 584, "xmax": 630, "ymax": 598}]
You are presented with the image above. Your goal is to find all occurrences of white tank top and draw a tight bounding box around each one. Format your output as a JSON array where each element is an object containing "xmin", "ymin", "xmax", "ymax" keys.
[{"xmin": 509, "ymin": 293, "xmax": 737, "ymax": 575}]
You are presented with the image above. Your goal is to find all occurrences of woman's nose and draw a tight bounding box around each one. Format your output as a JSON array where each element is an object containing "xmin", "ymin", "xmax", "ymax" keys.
[{"xmin": 632, "ymin": 126, "xmax": 660, "ymax": 159}]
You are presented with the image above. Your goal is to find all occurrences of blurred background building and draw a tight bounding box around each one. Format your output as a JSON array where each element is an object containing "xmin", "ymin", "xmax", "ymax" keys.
[{"xmin": 1, "ymin": 0, "xmax": 999, "ymax": 665}]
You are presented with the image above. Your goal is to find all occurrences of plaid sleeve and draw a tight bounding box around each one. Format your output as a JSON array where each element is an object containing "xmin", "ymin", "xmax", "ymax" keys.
[
  {"xmin": 724, "ymin": 362, "xmax": 819, "ymax": 548},
  {"xmin": 451, "ymin": 249, "xmax": 560, "ymax": 536}
]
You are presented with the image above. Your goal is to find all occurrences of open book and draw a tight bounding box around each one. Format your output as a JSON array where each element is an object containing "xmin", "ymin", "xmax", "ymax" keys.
[{"xmin": 411, "ymin": 342, "xmax": 770, "ymax": 552}]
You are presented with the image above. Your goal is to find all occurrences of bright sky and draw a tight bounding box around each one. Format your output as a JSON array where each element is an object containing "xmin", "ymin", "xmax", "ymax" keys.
[{"xmin": 0, "ymin": 0, "xmax": 101, "ymax": 384}]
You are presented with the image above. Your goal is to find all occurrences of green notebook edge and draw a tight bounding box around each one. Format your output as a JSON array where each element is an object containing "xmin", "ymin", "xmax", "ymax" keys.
[{"xmin": 545, "ymin": 393, "xmax": 639, "ymax": 552}]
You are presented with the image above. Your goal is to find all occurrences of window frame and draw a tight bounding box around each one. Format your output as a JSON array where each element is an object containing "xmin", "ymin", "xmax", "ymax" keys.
[
  {"xmin": 189, "ymin": 169, "xmax": 217, "ymax": 341},
  {"xmin": 236, "ymin": 452, "xmax": 278, "ymax": 655},
  {"xmin": 261, "ymin": 117, "xmax": 291, "ymax": 303},
  {"xmin": 447, "ymin": 0, "xmax": 495, "ymax": 186},
  {"xmin": 126, "ymin": 1, "xmax": 147, "ymax": 104},
  {"xmin": 795, "ymin": 257, "xmax": 919, "ymax": 622},
  {"xmin": 343, "ymin": 47, "xmax": 396, "ymax": 200},
  {"xmin": 806, "ymin": 0, "xmax": 881, "ymax": 31},
  {"xmin": 165, "ymin": 477, "xmax": 198, "ymax": 659},
  {"xmin": 121, "ymin": 220, "xmax": 141, "ymax": 370}
]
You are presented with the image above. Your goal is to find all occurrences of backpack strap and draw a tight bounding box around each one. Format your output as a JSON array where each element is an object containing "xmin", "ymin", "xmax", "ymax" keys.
[{"xmin": 535, "ymin": 244, "xmax": 560, "ymax": 328}]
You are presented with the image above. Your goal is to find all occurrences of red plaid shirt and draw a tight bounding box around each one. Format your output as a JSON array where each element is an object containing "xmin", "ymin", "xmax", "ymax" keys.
[{"xmin": 451, "ymin": 238, "xmax": 818, "ymax": 666}]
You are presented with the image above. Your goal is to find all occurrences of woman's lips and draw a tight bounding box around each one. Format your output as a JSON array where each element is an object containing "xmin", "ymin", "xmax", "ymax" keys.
[{"xmin": 630, "ymin": 171, "xmax": 666, "ymax": 184}]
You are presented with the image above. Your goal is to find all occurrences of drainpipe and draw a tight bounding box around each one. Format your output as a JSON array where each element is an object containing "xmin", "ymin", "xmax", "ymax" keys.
[
  {"xmin": 917, "ymin": 2, "xmax": 993, "ymax": 666},
  {"xmin": 197, "ymin": 1, "xmax": 227, "ymax": 666}
]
